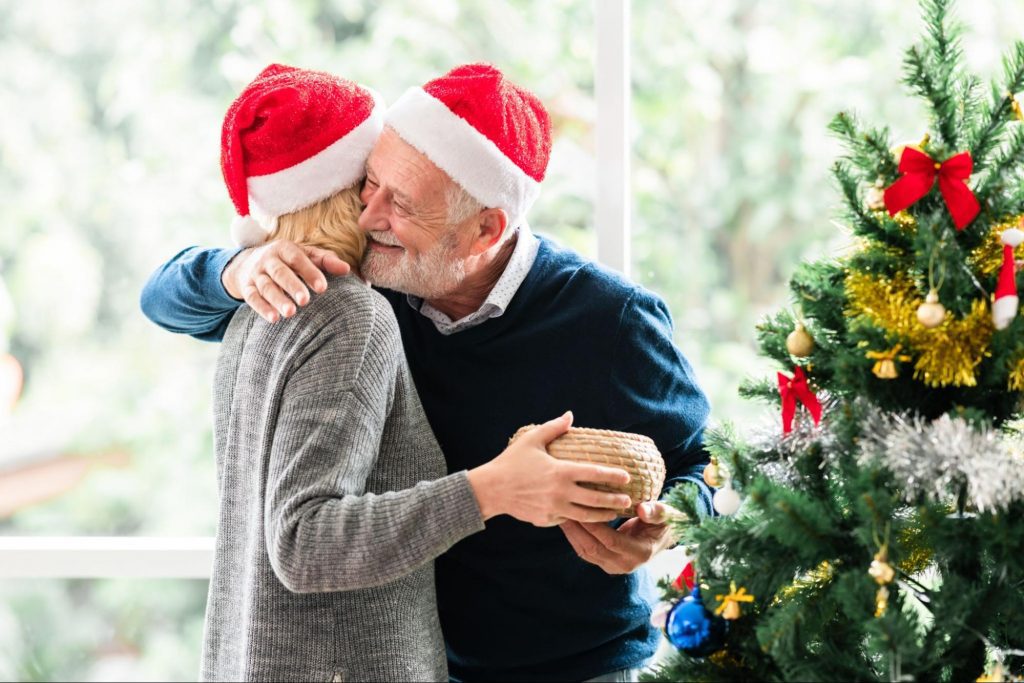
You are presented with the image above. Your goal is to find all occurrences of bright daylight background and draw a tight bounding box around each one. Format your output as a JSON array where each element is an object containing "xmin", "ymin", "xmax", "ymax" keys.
[{"xmin": 1, "ymin": 0, "xmax": 1022, "ymax": 679}]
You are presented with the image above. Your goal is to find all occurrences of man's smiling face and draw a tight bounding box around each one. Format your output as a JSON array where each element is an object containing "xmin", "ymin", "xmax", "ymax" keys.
[{"xmin": 359, "ymin": 127, "xmax": 469, "ymax": 298}]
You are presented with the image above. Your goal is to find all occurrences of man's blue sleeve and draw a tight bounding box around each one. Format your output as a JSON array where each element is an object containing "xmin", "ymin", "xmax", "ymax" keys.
[
  {"xmin": 605, "ymin": 287, "xmax": 715, "ymax": 517},
  {"xmin": 139, "ymin": 246, "xmax": 244, "ymax": 343}
]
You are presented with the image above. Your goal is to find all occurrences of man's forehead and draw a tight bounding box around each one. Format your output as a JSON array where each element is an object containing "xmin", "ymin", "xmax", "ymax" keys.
[{"xmin": 367, "ymin": 131, "xmax": 447, "ymax": 198}]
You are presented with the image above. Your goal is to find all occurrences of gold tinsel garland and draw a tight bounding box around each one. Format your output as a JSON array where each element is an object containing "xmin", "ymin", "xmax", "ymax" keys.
[
  {"xmin": 969, "ymin": 215, "xmax": 1024, "ymax": 276},
  {"xmin": 774, "ymin": 560, "xmax": 835, "ymax": 603},
  {"xmin": 1009, "ymin": 352, "xmax": 1024, "ymax": 391},
  {"xmin": 870, "ymin": 209, "xmax": 917, "ymax": 236},
  {"xmin": 845, "ymin": 271, "xmax": 994, "ymax": 387}
]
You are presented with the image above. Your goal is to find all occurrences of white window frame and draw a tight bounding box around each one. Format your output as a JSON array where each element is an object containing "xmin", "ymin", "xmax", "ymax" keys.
[{"xmin": 0, "ymin": 0, "xmax": 634, "ymax": 581}]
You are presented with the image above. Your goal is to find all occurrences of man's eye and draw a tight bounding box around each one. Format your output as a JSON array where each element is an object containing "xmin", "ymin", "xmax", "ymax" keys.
[
  {"xmin": 394, "ymin": 202, "xmax": 410, "ymax": 215},
  {"xmin": 365, "ymin": 178, "xmax": 378, "ymax": 189}
]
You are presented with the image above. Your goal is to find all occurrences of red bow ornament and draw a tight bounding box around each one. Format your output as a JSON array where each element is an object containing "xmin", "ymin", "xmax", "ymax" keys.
[
  {"xmin": 883, "ymin": 147, "xmax": 980, "ymax": 230},
  {"xmin": 673, "ymin": 561, "xmax": 696, "ymax": 592},
  {"xmin": 777, "ymin": 366, "xmax": 822, "ymax": 435}
]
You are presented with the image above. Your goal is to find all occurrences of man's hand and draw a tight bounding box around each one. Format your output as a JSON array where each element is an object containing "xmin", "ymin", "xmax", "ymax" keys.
[
  {"xmin": 559, "ymin": 501, "xmax": 679, "ymax": 574},
  {"xmin": 222, "ymin": 239, "xmax": 351, "ymax": 323},
  {"xmin": 467, "ymin": 412, "xmax": 634, "ymax": 527}
]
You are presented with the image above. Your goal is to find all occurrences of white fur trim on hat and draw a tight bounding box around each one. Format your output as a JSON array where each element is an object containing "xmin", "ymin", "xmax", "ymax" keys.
[
  {"xmin": 231, "ymin": 215, "xmax": 272, "ymax": 248},
  {"xmin": 384, "ymin": 87, "xmax": 540, "ymax": 228},
  {"xmin": 247, "ymin": 90, "xmax": 385, "ymax": 220},
  {"xmin": 1002, "ymin": 227, "xmax": 1024, "ymax": 248},
  {"xmin": 994, "ymin": 294, "xmax": 1019, "ymax": 330}
]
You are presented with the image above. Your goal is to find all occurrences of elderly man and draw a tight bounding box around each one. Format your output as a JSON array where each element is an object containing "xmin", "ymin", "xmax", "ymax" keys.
[{"xmin": 141, "ymin": 64, "xmax": 712, "ymax": 682}]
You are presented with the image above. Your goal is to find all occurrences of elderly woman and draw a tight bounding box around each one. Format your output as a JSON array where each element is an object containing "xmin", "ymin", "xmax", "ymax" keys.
[{"xmin": 198, "ymin": 65, "xmax": 632, "ymax": 683}]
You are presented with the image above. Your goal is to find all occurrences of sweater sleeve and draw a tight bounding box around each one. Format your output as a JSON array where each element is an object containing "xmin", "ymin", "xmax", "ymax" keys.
[
  {"xmin": 605, "ymin": 288, "xmax": 715, "ymax": 517},
  {"xmin": 263, "ymin": 323, "xmax": 485, "ymax": 593},
  {"xmin": 139, "ymin": 246, "xmax": 243, "ymax": 342}
]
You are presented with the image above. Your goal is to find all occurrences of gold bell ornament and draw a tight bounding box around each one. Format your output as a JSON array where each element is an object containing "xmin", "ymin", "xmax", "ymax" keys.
[
  {"xmin": 871, "ymin": 526, "xmax": 894, "ymax": 618},
  {"xmin": 916, "ymin": 289, "xmax": 946, "ymax": 328},
  {"xmin": 786, "ymin": 321, "xmax": 815, "ymax": 357},
  {"xmin": 714, "ymin": 582, "xmax": 755, "ymax": 621},
  {"xmin": 868, "ymin": 549, "xmax": 895, "ymax": 585},
  {"xmin": 874, "ymin": 585, "xmax": 890, "ymax": 618},
  {"xmin": 866, "ymin": 345, "xmax": 911, "ymax": 380}
]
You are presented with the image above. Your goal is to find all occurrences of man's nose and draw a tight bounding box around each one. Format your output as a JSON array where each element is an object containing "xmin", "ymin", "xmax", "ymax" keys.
[{"xmin": 358, "ymin": 190, "xmax": 389, "ymax": 231}]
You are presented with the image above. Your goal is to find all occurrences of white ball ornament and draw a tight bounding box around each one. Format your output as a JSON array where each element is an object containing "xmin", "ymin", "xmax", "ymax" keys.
[
  {"xmin": 865, "ymin": 184, "xmax": 886, "ymax": 211},
  {"xmin": 713, "ymin": 484, "xmax": 742, "ymax": 516},
  {"xmin": 916, "ymin": 289, "xmax": 946, "ymax": 328}
]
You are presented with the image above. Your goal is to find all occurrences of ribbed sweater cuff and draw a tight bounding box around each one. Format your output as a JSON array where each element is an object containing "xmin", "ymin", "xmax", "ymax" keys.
[{"xmin": 434, "ymin": 470, "xmax": 486, "ymax": 538}]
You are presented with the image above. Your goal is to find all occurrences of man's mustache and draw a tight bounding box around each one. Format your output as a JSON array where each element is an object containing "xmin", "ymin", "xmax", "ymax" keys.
[{"xmin": 368, "ymin": 231, "xmax": 403, "ymax": 247}]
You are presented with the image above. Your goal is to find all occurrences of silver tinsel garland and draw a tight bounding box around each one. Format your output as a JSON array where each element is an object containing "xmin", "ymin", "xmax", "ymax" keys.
[
  {"xmin": 733, "ymin": 398, "xmax": 1024, "ymax": 513},
  {"xmin": 857, "ymin": 409, "xmax": 1024, "ymax": 513}
]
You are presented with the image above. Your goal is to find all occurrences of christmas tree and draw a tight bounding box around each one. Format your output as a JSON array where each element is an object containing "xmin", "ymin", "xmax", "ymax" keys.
[{"xmin": 647, "ymin": 2, "xmax": 1024, "ymax": 681}]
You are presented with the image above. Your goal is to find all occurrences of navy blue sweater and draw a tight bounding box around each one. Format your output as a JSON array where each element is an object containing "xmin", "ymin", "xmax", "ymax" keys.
[{"xmin": 140, "ymin": 236, "xmax": 712, "ymax": 681}]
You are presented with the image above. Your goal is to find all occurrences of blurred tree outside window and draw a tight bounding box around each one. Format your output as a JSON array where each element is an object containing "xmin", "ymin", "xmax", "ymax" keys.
[{"xmin": 1, "ymin": 0, "xmax": 1021, "ymax": 680}]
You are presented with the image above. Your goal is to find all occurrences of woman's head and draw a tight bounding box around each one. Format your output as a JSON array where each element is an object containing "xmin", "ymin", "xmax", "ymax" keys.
[
  {"xmin": 220, "ymin": 63, "xmax": 384, "ymax": 249},
  {"xmin": 271, "ymin": 185, "xmax": 367, "ymax": 273}
]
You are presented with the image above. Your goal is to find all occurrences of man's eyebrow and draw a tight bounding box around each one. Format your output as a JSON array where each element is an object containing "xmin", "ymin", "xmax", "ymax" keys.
[
  {"xmin": 364, "ymin": 161, "xmax": 415, "ymax": 207},
  {"xmin": 392, "ymin": 188, "xmax": 415, "ymax": 206}
]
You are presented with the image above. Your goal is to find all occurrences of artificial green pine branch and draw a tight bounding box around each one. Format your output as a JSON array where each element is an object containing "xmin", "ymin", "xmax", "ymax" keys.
[
  {"xmin": 918, "ymin": 0, "xmax": 963, "ymax": 147},
  {"xmin": 970, "ymin": 42, "xmax": 1024, "ymax": 172},
  {"xmin": 828, "ymin": 113, "xmax": 898, "ymax": 178},
  {"xmin": 738, "ymin": 376, "xmax": 778, "ymax": 404},
  {"xmin": 832, "ymin": 162, "xmax": 911, "ymax": 247},
  {"xmin": 977, "ymin": 126, "xmax": 1024, "ymax": 200},
  {"xmin": 903, "ymin": 45, "xmax": 958, "ymax": 149}
]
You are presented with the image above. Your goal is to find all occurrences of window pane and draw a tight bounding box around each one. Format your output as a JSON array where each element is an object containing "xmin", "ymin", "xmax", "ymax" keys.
[
  {"xmin": 0, "ymin": 579, "xmax": 207, "ymax": 682},
  {"xmin": 631, "ymin": 0, "xmax": 1024, "ymax": 422},
  {"xmin": 0, "ymin": 0, "xmax": 594, "ymax": 536}
]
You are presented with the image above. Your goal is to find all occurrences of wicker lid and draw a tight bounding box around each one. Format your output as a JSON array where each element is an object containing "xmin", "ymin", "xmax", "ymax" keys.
[{"xmin": 511, "ymin": 425, "xmax": 666, "ymax": 516}]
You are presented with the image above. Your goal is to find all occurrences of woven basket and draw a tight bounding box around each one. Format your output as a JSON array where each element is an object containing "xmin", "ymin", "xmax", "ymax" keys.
[{"xmin": 512, "ymin": 426, "xmax": 666, "ymax": 516}]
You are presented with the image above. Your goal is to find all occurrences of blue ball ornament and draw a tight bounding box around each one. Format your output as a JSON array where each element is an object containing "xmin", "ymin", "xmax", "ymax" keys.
[{"xmin": 665, "ymin": 587, "xmax": 728, "ymax": 657}]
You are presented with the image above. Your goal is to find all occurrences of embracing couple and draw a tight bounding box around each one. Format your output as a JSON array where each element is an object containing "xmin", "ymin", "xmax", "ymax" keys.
[{"xmin": 141, "ymin": 63, "xmax": 712, "ymax": 682}]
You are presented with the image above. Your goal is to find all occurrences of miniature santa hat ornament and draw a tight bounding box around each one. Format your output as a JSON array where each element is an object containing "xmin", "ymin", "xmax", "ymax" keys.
[
  {"xmin": 993, "ymin": 225, "xmax": 1024, "ymax": 330},
  {"xmin": 384, "ymin": 63, "xmax": 552, "ymax": 229},
  {"xmin": 221, "ymin": 64, "xmax": 384, "ymax": 247}
]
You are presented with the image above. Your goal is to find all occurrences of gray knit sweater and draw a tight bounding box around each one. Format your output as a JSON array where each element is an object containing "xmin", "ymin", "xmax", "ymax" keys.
[{"xmin": 201, "ymin": 276, "xmax": 485, "ymax": 682}]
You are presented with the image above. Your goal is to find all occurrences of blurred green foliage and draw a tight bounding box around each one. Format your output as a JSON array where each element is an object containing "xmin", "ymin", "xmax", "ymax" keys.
[{"xmin": 0, "ymin": 0, "xmax": 1022, "ymax": 680}]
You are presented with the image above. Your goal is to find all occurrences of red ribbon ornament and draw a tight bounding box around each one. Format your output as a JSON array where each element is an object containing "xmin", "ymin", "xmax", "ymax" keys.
[
  {"xmin": 777, "ymin": 366, "xmax": 822, "ymax": 435},
  {"xmin": 883, "ymin": 147, "xmax": 980, "ymax": 230}
]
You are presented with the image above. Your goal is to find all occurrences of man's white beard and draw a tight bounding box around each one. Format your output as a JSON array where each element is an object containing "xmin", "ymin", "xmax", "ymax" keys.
[{"xmin": 362, "ymin": 230, "xmax": 467, "ymax": 299}]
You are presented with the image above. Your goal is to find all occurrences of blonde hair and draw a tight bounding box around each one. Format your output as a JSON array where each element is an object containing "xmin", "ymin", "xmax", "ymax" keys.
[{"xmin": 270, "ymin": 185, "xmax": 367, "ymax": 274}]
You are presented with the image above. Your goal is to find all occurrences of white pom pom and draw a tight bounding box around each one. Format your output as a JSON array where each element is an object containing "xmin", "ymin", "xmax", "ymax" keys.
[
  {"xmin": 993, "ymin": 295, "xmax": 1019, "ymax": 330},
  {"xmin": 231, "ymin": 215, "xmax": 270, "ymax": 248},
  {"xmin": 713, "ymin": 485, "xmax": 742, "ymax": 516},
  {"xmin": 1002, "ymin": 227, "xmax": 1024, "ymax": 248}
]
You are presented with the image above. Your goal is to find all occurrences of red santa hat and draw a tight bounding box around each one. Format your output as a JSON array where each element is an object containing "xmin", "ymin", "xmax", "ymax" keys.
[
  {"xmin": 994, "ymin": 226, "xmax": 1024, "ymax": 330},
  {"xmin": 221, "ymin": 64, "xmax": 384, "ymax": 247},
  {"xmin": 384, "ymin": 63, "xmax": 552, "ymax": 229}
]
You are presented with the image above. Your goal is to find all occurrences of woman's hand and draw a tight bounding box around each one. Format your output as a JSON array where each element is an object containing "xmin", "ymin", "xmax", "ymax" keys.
[
  {"xmin": 467, "ymin": 412, "xmax": 633, "ymax": 527},
  {"xmin": 222, "ymin": 239, "xmax": 351, "ymax": 323}
]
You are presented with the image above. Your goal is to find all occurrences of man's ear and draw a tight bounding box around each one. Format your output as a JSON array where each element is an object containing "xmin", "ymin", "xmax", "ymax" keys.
[{"xmin": 469, "ymin": 208, "xmax": 509, "ymax": 255}]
